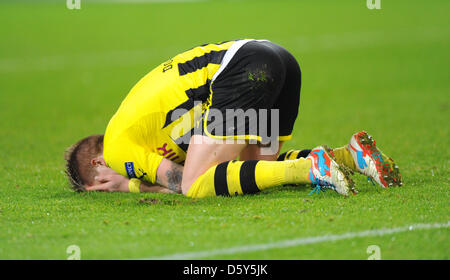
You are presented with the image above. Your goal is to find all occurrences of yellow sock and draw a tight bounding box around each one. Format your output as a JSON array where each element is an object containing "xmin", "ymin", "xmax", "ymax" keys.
[
  {"xmin": 333, "ymin": 146, "xmax": 356, "ymax": 171},
  {"xmin": 186, "ymin": 158, "xmax": 312, "ymax": 198}
]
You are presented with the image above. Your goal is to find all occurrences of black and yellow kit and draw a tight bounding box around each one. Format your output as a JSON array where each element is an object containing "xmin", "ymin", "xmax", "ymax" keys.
[{"xmin": 103, "ymin": 39, "xmax": 302, "ymax": 184}]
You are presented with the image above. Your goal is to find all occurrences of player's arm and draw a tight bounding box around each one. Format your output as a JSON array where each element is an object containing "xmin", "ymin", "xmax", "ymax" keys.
[
  {"xmin": 90, "ymin": 136, "xmax": 186, "ymax": 193},
  {"xmin": 86, "ymin": 145, "xmax": 185, "ymax": 193},
  {"xmin": 86, "ymin": 166, "xmax": 177, "ymax": 193},
  {"xmin": 155, "ymin": 157, "xmax": 184, "ymax": 194}
]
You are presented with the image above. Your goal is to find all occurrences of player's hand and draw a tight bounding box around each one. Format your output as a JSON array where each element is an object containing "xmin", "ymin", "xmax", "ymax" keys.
[{"xmin": 85, "ymin": 167, "xmax": 130, "ymax": 192}]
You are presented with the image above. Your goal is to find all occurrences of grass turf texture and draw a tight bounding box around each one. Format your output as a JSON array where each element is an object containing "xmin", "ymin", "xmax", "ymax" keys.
[{"xmin": 0, "ymin": 0, "xmax": 448, "ymax": 259}]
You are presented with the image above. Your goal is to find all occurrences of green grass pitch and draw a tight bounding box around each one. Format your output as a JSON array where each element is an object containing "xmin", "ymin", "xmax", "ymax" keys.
[{"xmin": 0, "ymin": 0, "xmax": 448, "ymax": 260}]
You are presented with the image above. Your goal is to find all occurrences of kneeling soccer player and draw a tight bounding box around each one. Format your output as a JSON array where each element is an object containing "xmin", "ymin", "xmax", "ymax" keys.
[{"xmin": 65, "ymin": 39, "xmax": 402, "ymax": 198}]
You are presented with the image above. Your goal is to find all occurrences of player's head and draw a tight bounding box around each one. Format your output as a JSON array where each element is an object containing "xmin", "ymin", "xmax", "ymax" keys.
[{"xmin": 65, "ymin": 134, "xmax": 105, "ymax": 191}]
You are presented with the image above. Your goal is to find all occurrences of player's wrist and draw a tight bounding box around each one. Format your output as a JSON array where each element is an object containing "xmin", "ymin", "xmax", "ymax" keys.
[{"xmin": 128, "ymin": 178, "xmax": 141, "ymax": 193}]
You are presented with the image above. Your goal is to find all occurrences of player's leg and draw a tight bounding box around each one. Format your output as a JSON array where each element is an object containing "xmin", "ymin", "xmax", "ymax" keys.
[
  {"xmin": 287, "ymin": 132, "xmax": 403, "ymax": 188},
  {"xmin": 332, "ymin": 146, "xmax": 357, "ymax": 171},
  {"xmin": 276, "ymin": 132, "xmax": 403, "ymax": 188},
  {"xmin": 181, "ymin": 135, "xmax": 315, "ymax": 197},
  {"xmin": 182, "ymin": 136, "xmax": 355, "ymax": 197},
  {"xmin": 180, "ymin": 134, "xmax": 246, "ymax": 195}
]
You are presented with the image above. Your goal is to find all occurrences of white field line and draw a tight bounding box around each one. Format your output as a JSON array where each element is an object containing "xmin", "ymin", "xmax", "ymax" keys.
[
  {"xmin": 141, "ymin": 221, "xmax": 450, "ymax": 260},
  {"xmin": 0, "ymin": 27, "xmax": 447, "ymax": 74}
]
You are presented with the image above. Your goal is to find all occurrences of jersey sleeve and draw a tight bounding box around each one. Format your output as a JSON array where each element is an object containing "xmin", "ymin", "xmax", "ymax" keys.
[{"xmin": 104, "ymin": 140, "xmax": 164, "ymax": 184}]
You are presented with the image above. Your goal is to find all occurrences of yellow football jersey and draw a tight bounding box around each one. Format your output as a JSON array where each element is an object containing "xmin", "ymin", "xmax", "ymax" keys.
[{"xmin": 103, "ymin": 40, "xmax": 240, "ymax": 183}]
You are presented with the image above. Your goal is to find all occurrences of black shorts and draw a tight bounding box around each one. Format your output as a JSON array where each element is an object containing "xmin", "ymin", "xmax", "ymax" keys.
[{"xmin": 202, "ymin": 40, "xmax": 301, "ymax": 144}]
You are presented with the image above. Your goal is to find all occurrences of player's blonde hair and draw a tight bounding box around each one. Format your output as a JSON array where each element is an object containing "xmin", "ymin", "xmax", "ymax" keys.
[{"xmin": 64, "ymin": 134, "xmax": 104, "ymax": 192}]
